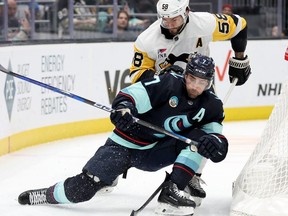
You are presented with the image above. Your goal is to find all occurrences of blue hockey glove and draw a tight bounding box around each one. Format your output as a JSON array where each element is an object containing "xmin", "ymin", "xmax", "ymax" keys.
[
  {"xmin": 110, "ymin": 101, "xmax": 137, "ymax": 131},
  {"xmin": 197, "ymin": 134, "xmax": 228, "ymax": 162},
  {"xmin": 228, "ymin": 55, "xmax": 251, "ymax": 86},
  {"xmin": 158, "ymin": 65, "xmax": 184, "ymax": 76}
]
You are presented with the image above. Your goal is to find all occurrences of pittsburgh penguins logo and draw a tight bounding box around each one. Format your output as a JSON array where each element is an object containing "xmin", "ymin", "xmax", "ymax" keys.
[{"xmin": 159, "ymin": 53, "xmax": 189, "ymax": 69}]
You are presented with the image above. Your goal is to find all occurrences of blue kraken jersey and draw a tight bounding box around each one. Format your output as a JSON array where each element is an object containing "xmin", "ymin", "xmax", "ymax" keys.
[{"xmin": 110, "ymin": 72, "xmax": 224, "ymax": 150}]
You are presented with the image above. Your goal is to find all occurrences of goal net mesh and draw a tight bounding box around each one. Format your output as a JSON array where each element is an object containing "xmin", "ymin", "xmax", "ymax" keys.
[{"xmin": 230, "ymin": 81, "xmax": 288, "ymax": 216}]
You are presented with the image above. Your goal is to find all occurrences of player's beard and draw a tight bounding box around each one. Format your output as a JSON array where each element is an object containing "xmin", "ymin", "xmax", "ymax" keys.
[
  {"xmin": 187, "ymin": 89, "xmax": 200, "ymax": 99},
  {"xmin": 186, "ymin": 85, "xmax": 203, "ymax": 98},
  {"xmin": 168, "ymin": 25, "xmax": 184, "ymax": 36}
]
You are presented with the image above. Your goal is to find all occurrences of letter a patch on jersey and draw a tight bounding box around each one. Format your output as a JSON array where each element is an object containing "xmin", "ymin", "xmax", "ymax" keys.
[
  {"xmin": 196, "ymin": 38, "xmax": 203, "ymax": 48},
  {"xmin": 192, "ymin": 108, "xmax": 205, "ymax": 122}
]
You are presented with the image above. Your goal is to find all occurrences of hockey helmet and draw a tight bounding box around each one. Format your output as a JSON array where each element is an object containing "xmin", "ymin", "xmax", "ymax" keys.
[
  {"xmin": 185, "ymin": 53, "xmax": 215, "ymax": 89},
  {"xmin": 157, "ymin": 0, "xmax": 189, "ymax": 20}
]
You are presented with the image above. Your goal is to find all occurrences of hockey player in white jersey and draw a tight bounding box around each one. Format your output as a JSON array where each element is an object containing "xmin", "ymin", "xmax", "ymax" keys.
[
  {"xmin": 129, "ymin": 0, "xmax": 251, "ymax": 208},
  {"xmin": 130, "ymin": 0, "xmax": 251, "ymax": 84}
]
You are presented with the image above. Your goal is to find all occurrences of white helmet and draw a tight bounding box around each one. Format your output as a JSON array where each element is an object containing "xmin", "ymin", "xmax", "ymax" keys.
[{"xmin": 157, "ymin": 0, "xmax": 189, "ymax": 19}]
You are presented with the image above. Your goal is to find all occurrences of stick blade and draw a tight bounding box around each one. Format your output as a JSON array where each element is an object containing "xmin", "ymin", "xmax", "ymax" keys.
[
  {"xmin": 0, "ymin": 64, "xmax": 8, "ymax": 72},
  {"xmin": 130, "ymin": 210, "xmax": 137, "ymax": 216}
]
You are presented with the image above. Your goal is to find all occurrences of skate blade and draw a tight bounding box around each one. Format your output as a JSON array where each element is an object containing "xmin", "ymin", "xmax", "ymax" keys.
[
  {"xmin": 192, "ymin": 196, "xmax": 202, "ymax": 207},
  {"xmin": 96, "ymin": 186, "xmax": 115, "ymax": 195},
  {"xmin": 155, "ymin": 202, "xmax": 194, "ymax": 216}
]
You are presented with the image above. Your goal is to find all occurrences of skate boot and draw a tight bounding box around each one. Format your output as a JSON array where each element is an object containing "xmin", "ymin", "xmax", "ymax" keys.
[
  {"xmin": 184, "ymin": 175, "xmax": 206, "ymax": 207},
  {"xmin": 155, "ymin": 180, "xmax": 196, "ymax": 215},
  {"xmin": 18, "ymin": 188, "xmax": 48, "ymax": 205}
]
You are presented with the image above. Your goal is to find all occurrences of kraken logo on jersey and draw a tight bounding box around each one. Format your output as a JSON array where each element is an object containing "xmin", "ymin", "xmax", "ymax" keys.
[
  {"xmin": 169, "ymin": 96, "xmax": 179, "ymax": 108},
  {"xmin": 164, "ymin": 115, "xmax": 192, "ymax": 132}
]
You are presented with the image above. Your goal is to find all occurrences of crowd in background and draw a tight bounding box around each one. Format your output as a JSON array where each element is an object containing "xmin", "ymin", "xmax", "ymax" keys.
[{"xmin": 0, "ymin": 0, "xmax": 287, "ymax": 42}]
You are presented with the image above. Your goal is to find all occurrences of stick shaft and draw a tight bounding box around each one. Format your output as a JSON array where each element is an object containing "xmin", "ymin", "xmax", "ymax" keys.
[
  {"xmin": 223, "ymin": 78, "xmax": 238, "ymax": 105},
  {"xmin": 130, "ymin": 172, "xmax": 169, "ymax": 216},
  {"xmin": 0, "ymin": 64, "xmax": 198, "ymax": 150}
]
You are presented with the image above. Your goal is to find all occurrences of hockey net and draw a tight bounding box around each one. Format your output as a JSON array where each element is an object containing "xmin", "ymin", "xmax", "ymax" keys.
[{"xmin": 230, "ymin": 80, "xmax": 288, "ymax": 216}]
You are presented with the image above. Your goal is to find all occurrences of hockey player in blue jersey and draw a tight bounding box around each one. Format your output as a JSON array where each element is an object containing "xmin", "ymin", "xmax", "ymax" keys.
[
  {"xmin": 130, "ymin": 0, "xmax": 251, "ymax": 205},
  {"xmin": 18, "ymin": 53, "xmax": 229, "ymax": 215}
]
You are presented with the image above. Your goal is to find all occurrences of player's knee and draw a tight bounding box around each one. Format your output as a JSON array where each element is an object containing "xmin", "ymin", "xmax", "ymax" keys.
[{"xmin": 64, "ymin": 172, "xmax": 107, "ymax": 203}]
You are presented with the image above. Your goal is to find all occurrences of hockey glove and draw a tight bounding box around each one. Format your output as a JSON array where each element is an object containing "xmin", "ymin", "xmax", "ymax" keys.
[
  {"xmin": 158, "ymin": 65, "xmax": 184, "ymax": 76},
  {"xmin": 110, "ymin": 101, "xmax": 138, "ymax": 131},
  {"xmin": 197, "ymin": 134, "xmax": 228, "ymax": 162},
  {"xmin": 228, "ymin": 55, "xmax": 251, "ymax": 86}
]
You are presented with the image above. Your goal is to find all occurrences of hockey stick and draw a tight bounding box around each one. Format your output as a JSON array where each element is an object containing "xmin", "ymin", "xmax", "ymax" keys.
[
  {"xmin": 130, "ymin": 172, "xmax": 170, "ymax": 216},
  {"xmin": 222, "ymin": 78, "xmax": 238, "ymax": 105},
  {"xmin": 0, "ymin": 64, "xmax": 198, "ymax": 151}
]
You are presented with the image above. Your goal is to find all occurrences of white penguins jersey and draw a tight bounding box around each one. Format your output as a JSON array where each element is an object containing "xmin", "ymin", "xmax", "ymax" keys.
[{"xmin": 130, "ymin": 12, "xmax": 247, "ymax": 83}]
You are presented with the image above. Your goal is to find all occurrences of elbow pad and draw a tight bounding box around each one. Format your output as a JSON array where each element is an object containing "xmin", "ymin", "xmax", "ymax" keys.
[
  {"xmin": 231, "ymin": 25, "xmax": 247, "ymax": 52},
  {"xmin": 137, "ymin": 69, "xmax": 155, "ymax": 81}
]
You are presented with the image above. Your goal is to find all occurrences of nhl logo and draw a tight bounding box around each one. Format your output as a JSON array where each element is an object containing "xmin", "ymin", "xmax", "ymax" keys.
[{"xmin": 169, "ymin": 96, "xmax": 178, "ymax": 108}]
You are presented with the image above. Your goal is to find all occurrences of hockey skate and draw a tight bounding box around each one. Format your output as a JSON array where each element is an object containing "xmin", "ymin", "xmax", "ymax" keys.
[
  {"xmin": 155, "ymin": 180, "xmax": 196, "ymax": 215},
  {"xmin": 184, "ymin": 175, "xmax": 206, "ymax": 207},
  {"xmin": 18, "ymin": 188, "xmax": 48, "ymax": 205},
  {"xmin": 97, "ymin": 176, "xmax": 119, "ymax": 194}
]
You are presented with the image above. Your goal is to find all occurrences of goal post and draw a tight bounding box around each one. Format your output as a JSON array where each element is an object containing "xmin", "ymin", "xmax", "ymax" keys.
[{"xmin": 230, "ymin": 80, "xmax": 288, "ymax": 216}]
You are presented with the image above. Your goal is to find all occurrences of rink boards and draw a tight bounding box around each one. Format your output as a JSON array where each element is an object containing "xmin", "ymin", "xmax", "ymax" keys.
[{"xmin": 0, "ymin": 40, "xmax": 287, "ymax": 155}]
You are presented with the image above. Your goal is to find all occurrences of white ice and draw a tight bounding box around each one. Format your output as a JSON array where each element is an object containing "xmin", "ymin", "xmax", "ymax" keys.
[{"xmin": 0, "ymin": 120, "xmax": 267, "ymax": 216}]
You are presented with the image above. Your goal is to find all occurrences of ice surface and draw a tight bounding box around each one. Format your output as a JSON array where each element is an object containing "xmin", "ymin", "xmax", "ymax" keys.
[{"xmin": 0, "ymin": 120, "xmax": 267, "ymax": 216}]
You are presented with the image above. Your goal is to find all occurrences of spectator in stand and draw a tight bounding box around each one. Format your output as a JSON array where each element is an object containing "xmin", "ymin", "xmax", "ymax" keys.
[
  {"xmin": 271, "ymin": 25, "xmax": 285, "ymax": 37},
  {"xmin": 126, "ymin": 0, "xmax": 157, "ymax": 32},
  {"xmin": 57, "ymin": 0, "xmax": 97, "ymax": 37},
  {"xmin": 222, "ymin": 4, "xmax": 233, "ymax": 15},
  {"xmin": 0, "ymin": 0, "xmax": 31, "ymax": 40},
  {"xmin": 28, "ymin": 2, "xmax": 43, "ymax": 32},
  {"xmin": 103, "ymin": 9, "xmax": 137, "ymax": 39},
  {"xmin": 116, "ymin": 10, "xmax": 129, "ymax": 33},
  {"xmin": 103, "ymin": 9, "xmax": 128, "ymax": 33}
]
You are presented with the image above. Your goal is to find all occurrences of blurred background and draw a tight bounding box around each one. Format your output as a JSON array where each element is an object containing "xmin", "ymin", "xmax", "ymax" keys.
[{"xmin": 0, "ymin": 0, "xmax": 287, "ymax": 43}]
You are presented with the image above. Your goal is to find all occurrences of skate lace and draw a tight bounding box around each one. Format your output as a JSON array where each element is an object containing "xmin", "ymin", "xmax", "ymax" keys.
[
  {"xmin": 189, "ymin": 176, "xmax": 206, "ymax": 190},
  {"xmin": 172, "ymin": 183, "xmax": 190, "ymax": 200},
  {"xmin": 29, "ymin": 190, "xmax": 47, "ymax": 205}
]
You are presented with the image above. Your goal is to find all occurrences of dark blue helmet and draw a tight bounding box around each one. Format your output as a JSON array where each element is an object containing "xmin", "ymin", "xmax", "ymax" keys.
[{"xmin": 185, "ymin": 53, "xmax": 215, "ymax": 81}]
